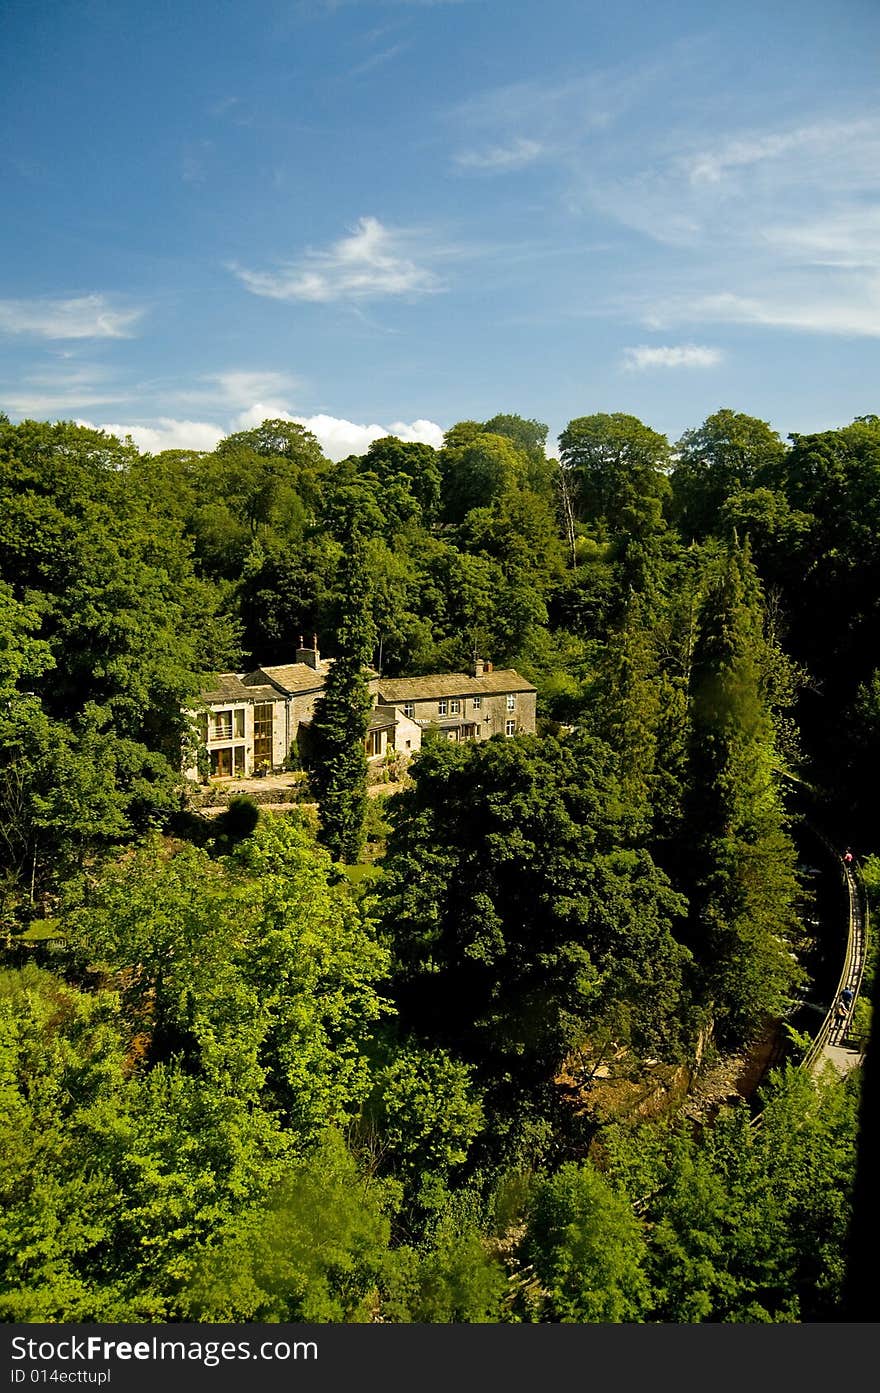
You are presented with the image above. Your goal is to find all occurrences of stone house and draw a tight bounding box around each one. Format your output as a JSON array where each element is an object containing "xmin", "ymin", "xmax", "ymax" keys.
[
  {"xmin": 187, "ymin": 642, "xmax": 535, "ymax": 780},
  {"xmin": 376, "ymin": 658, "xmax": 537, "ymax": 743}
]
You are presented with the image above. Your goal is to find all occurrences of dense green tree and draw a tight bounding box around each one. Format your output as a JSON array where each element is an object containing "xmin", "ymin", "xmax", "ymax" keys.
[
  {"xmin": 310, "ymin": 511, "xmax": 376, "ymax": 862},
  {"xmin": 522, "ymin": 1162, "xmax": 649, "ymax": 1322},
  {"xmin": 671, "ymin": 409, "xmax": 788, "ymax": 540},
  {"xmin": 439, "ymin": 432, "xmax": 530, "ymax": 523},
  {"xmin": 359, "ymin": 436, "xmax": 442, "ymax": 521},
  {"xmin": 380, "ymin": 733, "xmax": 690, "ymax": 1091},
  {"xmin": 65, "ymin": 819, "xmax": 391, "ymax": 1134},
  {"xmin": 591, "ymin": 592, "xmax": 661, "ymax": 834},
  {"xmin": 682, "ymin": 543, "xmax": 802, "ymax": 1042},
  {"xmin": 182, "ymin": 1131, "xmax": 395, "ymax": 1322},
  {"xmin": 605, "ymin": 1065, "xmax": 859, "ymax": 1321},
  {"xmin": 558, "ymin": 413, "xmax": 670, "ymax": 531}
]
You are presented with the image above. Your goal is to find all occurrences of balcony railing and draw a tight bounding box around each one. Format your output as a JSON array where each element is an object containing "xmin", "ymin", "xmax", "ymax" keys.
[{"xmin": 212, "ymin": 723, "xmax": 233, "ymax": 741}]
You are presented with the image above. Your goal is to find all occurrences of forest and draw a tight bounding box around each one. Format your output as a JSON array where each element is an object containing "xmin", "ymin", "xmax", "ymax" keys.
[{"xmin": 0, "ymin": 406, "xmax": 877, "ymax": 1322}]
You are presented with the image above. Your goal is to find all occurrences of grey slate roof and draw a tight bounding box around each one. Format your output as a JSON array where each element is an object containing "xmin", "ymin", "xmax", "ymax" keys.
[
  {"xmin": 245, "ymin": 662, "xmax": 329, "ymax": 694},
  {"xmin": 368, "ymin": 706, "xmax": 398, "ymax": 730},
  {"xmin": 377, "ymin": 669, "xmax": 536, "ymax": 702},
  {"xmin": 199, "ymin": 673, "xmax": 254, "ymax": 704}
]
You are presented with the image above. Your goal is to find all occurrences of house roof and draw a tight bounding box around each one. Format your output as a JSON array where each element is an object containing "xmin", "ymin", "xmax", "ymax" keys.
[
  {"xmin": 245, "ymin": 662, "xmax": 329, "ymax": 695},
  {"xmin": 199, "ymin": 673, "xmax": 255, "ymax": 704},
  {"xmin": 199, "ymin": 673, "xmax": 288, "ymax": 704},
  {"xmin": 377, "ymin": 668, "xmax": 536, "ymax": 702},
  {"xmin": 368, "ymin": 706, "xmax": 397, "ymax": 731}
]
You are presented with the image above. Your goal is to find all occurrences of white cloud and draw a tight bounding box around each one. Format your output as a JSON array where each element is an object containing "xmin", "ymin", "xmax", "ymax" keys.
[
  {"xmin": 282, "ymin": 412, "xmax": 443, "ymax": 460},
  {"xmin": 230, "ymin": 217, "xmax": 442, "ymax": 303},
  {"xmin": 351, "ymin": 42, "xmax": 409, "ymax": 76},
  {"xmin": 762, "ymin": 206, "xmax": 880, "ymax": 270},
  {"xmin": 621, "ymin": 343, "xmax": 723, "ymax": 370},
  {"xmin": 684, "ymin": 286, "xmax": 880, "ymax": 338},
  {"xmin": 684, "ymin": 119, "xmax": 878, "ymax": 186},
  {"xmin": 589, "ymin": 112, "xmax": 880, "ymax": 340},
  {"xmin": 4, "ymin": 391, "xmax": 127, "ymax": 415},
  {"xmin": 80, "ymin": 418, "xmax": 226, "ymax": 452},
  {"xmin": 0, "ymin": 295, "xmax": 142, "ymax": 339},
  {"xmin": 455, "ymin": 138, "xmax": 544, "ymax": 172},
  {"xmin": 210, "ymin": 370, "xmax": 303, "ymax": 405},
  {"xmin": 79, "ymin": 409, "xmax": 443, "ymax": 461}
]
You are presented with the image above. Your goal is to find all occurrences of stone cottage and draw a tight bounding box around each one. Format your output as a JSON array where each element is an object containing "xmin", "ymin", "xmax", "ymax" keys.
[{"xmin": 187, "ymin": 641, "xmax": 535, "ymax": 780}]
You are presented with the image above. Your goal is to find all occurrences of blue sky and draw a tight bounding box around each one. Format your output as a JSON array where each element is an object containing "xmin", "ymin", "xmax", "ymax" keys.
[{"xmin": 2, "ymin": 0, "xmax": 878, "ymax": 459}]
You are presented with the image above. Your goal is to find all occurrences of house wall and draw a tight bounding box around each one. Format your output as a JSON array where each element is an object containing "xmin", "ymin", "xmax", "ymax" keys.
[
  {"xmin": 187, "ymin": 696, "xmax": 289, "ymax": 779},
  {"xmin": 391, "ymin": 709, "xmax": 422, "ymax": 755},
  {"xmin": 400, "ymin": 689, "xmax": 536, "ymax": 740}
]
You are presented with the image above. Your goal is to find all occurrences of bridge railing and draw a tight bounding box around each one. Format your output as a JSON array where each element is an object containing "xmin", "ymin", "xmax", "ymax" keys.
[{"xmin": 801, "ymin": 856, "xmax": 866, "ymax": 1074}]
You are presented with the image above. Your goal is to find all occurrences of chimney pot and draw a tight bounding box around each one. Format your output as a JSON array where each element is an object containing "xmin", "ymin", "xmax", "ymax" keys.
[{"xmin": 296, "ymin": 636, "xmax": 320, "ymax": 670}]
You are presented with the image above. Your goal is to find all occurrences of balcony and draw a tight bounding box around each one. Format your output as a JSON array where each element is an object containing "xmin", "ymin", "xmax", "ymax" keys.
[{"xmin": 212, "ymin": 722, "xmax": 233, "ymax": 742}]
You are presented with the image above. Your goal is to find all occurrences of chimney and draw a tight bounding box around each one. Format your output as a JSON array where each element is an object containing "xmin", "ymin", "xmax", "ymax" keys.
[
  {"xmin": 296, "ymin": 635, "xmax": 321, "ymax": 670},
  {"xmin": 485, "ymin": 660, "xmax": 493, "ymax": 674},
  {"xmin": 472, "ymin": 655, "xmax": 485, "ymax": 678}
]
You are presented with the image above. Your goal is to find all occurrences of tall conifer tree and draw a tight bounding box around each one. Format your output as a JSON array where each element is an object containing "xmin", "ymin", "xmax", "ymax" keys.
[
  {"xmin": 311, "ymin": 507, "xmax": 376, "ymax": 863},
  {"xmin": 683, "ymin": 542, "xmax": 801, "ymax": 1042}
]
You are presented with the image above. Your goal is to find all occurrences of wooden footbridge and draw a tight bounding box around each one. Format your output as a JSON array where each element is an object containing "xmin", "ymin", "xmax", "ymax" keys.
[{"xmin": 801, "ymin": 851, "xmax": 869, "ymax": 1080}]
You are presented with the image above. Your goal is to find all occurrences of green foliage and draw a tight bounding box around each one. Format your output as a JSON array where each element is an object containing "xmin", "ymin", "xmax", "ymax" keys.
[
  {"xmin": 183, "ymin": 1131, "xmax": 395, "ymax": 1322},
  {"xmin": 522, "ymin": 1162, "xmax": 649, "ymax": 1321},
  {"xmin": 558, "ymin": 412, "xmax": 670, "ymax": 532},
  {"xmin": 604, "ymin": 1065, "xmax": 860, "ymax": 1321},
  {"xmin": 682, "ymin": 543, "xmax": 802, "ymax": 1042},
  {"xmin": 311, "ymin": 514, "xmax": 376, "ymax": 862},
  {"xmin": 671, "ymin": 409, "xmax": 788, "ymax": 540},
  {"xmin": 64, "ymin": 819, "xmax": 391, "ymax": 1134},
  {"xmin": 366, "ymin": 1047, "xmax": 484, "ymax": 1202},
  {"xmin": 0, "ymin": 965, "xmax": 291, "ymax": 1319},
  {"xmin": 380, "ymin": 732, "xmax": 690, "ymax": 1089},
  {"xmin": 0, "ymin": 398, "xmax": 871, "ymax": 1325}
]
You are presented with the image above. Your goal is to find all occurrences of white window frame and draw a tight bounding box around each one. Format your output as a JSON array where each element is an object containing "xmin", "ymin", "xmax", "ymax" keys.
[
  {"xmin": 506, "ymin": 694, "xmax": 516, "ymax": 711},
  {"xmin": 403, "ymin": 701, "xmax": 415, "ymax": 718},
  {"xmin": 450, "ymin": 698, "xmax": 460, "ymax": 714},
  {"xmin": 505, "ymin": 719, "xmax": 516, "ymax": 736},
  {"xmin": 472, "ymin": 695, "xmax": 482, "ymax": 710},
  {"xmin": 438, "ymin": 699, "xmax": 448, "ymax": 716}
]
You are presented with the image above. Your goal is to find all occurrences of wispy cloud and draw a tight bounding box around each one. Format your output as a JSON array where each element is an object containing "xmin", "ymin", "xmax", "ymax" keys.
[
  {"xmin": 0, "ymin": 362, "xmax": 135, "ymax": 416},
  {"xmin": 683, "ymin": 119, "xmax": 878, "ymax": 186},
  {"xmin": 0, "ymin": 295, "xmax": 142, "ymax": 339},
  {"xmin": 454, "ymin": 137, "xmax": 544, "ymax": 173},
  {"xmin": 230, "ymin": 216, "xmax": 443, "ymax": 303},
  {"xmin": 351, "ymin": 42, "xmax": 409, "ymax": 75},
  {"xmin": 621, "ymin": 344, "xmax": 722, "ymax": 370},
  {"xmin": 587, "ymin": 111, "xmax": 880, "ymax": 339},
  {"xmin": 648, "ymin": 283, "xmax": 880, "ymax": 339},
  {"xmin": 209, "ymin": 369, "xmax": 303, "ymax": 405}
]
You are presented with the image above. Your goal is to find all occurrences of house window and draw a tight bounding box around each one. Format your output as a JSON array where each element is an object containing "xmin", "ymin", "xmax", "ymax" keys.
[
  {"xmin": 366, "ymin": 730, "xmax": 383, "ymax": 758},
  {"xmin": 234, "ymin": 745, "xmax": 246, "ymax": 775},
  {"xmin": 403, "ymin": 701, "xmax": 415, "ymax": 718},
  {"xmin": 234, "ymin": 708, "xmax": 245, "ymax": 738},
  {"xmin": 472, "ymin": 696, "xmax": 481, "ymax": 710},
  {"xmin": 213, "ymin": 709, "xmax": 233, "ymax": 741},
  {"xmin": 506, "ymin": 694, "xmax": 516, "ymax": 711},
  {"xmin": 505, "ymin": 720, "xmax": 516, "ymax": 737},
  {"xmin": 450, "ymin": 699, "xmax": 460, "ymax": 714},
  {"xmin": 211, "ymin": 747, "xmax": 233, "ymax": 777},
  {"xmin": 438, "ymin": 699, "xmax": 448, "ymax": 716},
  {"xmin": 253, "ymin": 703, "xmax": 274, "ymax": 767}
]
